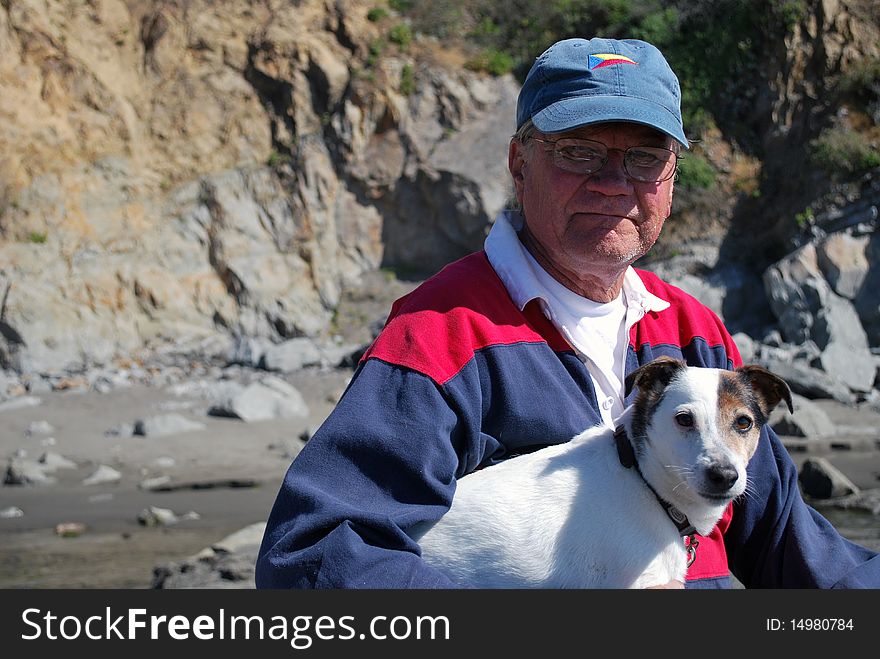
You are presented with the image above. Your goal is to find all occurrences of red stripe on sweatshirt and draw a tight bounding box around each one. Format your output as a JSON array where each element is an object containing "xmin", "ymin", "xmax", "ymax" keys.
[
  {"xmin": 361, "ymin": 252, "xmax": 570, "ymax": 385},
  {"xmin": 631, "ymin": 269, "xmax": 743, "ymax": 368}
]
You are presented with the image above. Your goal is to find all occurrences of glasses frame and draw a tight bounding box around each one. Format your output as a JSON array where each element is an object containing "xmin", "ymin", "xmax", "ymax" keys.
[{"xmin": 529, "ymin": 136, "xmax": 679, "ymax": 183}]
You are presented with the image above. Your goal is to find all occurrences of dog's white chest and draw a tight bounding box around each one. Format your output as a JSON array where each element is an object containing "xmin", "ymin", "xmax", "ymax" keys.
[{"xmin": 413, "ymin": 428, "xmax": 688, "ymax": 588}]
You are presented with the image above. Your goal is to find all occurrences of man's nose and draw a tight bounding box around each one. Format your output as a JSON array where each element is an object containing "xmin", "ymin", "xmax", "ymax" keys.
[{"xmin": 583, "ymin": 150, "xmax": 631, "ymax": 193}]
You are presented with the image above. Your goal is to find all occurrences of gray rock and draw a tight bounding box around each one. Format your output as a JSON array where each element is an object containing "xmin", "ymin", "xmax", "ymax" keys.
[
  {"xmin": 813, "ymin": 294, "xmax": 876, "ymax": 392},
  {"xmin": 799, "ymin": 457, "xmax": 860, "ymax": 499},
  {"xmin": 228, "ymin": 336, "xmax": 269, "ymax": 368},
  {"xmin": 152, "ymin": 522, "xmax": 265, "ymax": 589},
  {"xmin": 82, "ymin": 465, "xmax": 122, "ymax": 486},
  {"xmin": 133, "ymin": 413, "xmax": 207, "ymax": 437},
  {"xmin": 854, "ymin": 233, "xmax": 880, "ymax": 347},
  {"xmin": 816, "ymin": 232, "xmax": 870, "ymax": 299},
  {"xmin": 208, "ymin": 376, "xmax": 308, "ymax": 422},
  {"xmin": 138, "ymin": 475, "xmax": 172, "ymax": 491},
  {"xmin": 813, "ymin": 489, "xmax": 880, "ymax": 515},
  {"xmin": 4, "ymin": 458, "xmax": 54, "ymax": 486},
  {"xmin": 25, "ymin": 420, "xmax": 55, "ymax": 436},
  {"xmin": 768, "ymin": 393, "xmax": 837, "ymax": 437},
  {"xmin": 137, "ymin": 506, "xmax": 179, "ymax": 527},
  {"xmin": 763, "ymin": 244, "xmax": 828, "ymax": 344},
  {"xmin": 763, "ymin": 242, "xmax": 875, "ymax": 391},
  {"xmin": 732, "ymin": 332, "xmax": 757, "ymax": 363},
  {"xmin": 0, "ymin": 506, "xmax": 24, "ymax": 518},
  {"xmin": 757, "ymin": 358, "xmax": 853, "ymax": 403},
  {"xmin": 261, "ymin": 337, "xmax": 323, "ymax": 372},
  {"xmin": 37, "ymin": 451, "xmax": 78, "ymax": 473}
]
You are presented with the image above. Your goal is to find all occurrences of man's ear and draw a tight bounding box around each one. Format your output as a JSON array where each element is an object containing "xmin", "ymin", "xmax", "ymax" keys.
[{"xmin": 509, "ymin": 139, "xmax": 526, "ymax": 205}]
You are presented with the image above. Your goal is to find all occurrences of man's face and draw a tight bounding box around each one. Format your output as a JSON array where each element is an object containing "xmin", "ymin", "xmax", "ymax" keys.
[{"xmin": 509, "ymin": 122, "xmax": 677, "ymax": 285}]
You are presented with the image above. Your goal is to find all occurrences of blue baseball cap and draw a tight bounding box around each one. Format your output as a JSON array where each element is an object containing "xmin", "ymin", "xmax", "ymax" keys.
[{"xmin": 516, "ymin": 37, "xmax": 689, "ymax": 148}]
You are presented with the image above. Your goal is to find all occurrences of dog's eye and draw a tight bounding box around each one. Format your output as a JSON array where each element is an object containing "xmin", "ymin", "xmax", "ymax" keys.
[
  {"xmin": 675, "ymin": 412, "xmax": 694, "ymax": 428},
  {"xmin": 735, "ymin": 415, "xmax": 753, "ymax": 432}
]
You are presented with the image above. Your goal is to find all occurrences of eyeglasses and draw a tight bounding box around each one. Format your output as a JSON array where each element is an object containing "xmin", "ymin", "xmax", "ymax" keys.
[{"xmin": 529, "ymin": 136, "xmax": 678, "ymax": 183}]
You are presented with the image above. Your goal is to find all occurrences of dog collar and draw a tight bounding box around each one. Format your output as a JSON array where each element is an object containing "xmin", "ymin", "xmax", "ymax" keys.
[{"xmin": 614, "ymin": 425, "xmax": 699, "ymax": 566}]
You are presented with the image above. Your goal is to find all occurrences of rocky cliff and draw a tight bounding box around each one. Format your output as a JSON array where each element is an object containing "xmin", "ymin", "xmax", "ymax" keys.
[{"xmin": 0, "ymin": 0, "xmax": 517, "ymax": 372}]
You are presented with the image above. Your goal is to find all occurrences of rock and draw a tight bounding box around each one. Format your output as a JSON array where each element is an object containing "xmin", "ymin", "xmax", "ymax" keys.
[
  {"xmin": 814, "ymin": 489, "xmax": 880, "ymax": 515},
  {"xmin": 133, "ymin": 413, "xmax": 207, "ymax": 437},
  {"xmin": 813, "ymin": 294, "xmax": 876, "ymax": 392},
  {"xmin": 732, "ymin": 332, "xmax": 757, "ymax": 363},
  {"xmin": 799, "ymin": 457, "xmax": 860, "ymax": 499},
  {"xmin": 82, "ymin": 465, "xmax": 122, "ymax": 486},
  {"xmin": 757, "ymin": 358, "xmax": 853, "ymax": 403},
  {"xmin": 139, "ymin": 475, "xmax": 172, "ymax": 491},
  {"xmin": 769, "ymin": 393, "xmax": 837, "ymax": 437},
  {"xmin": 137, "ymin": 506, "xmax": 179, "ymax": 527},
  {"xmin": 207, "ymin": 376, "xmax": 308, "ymax": 422},
  {"xmin": 25, "ymin": 420, "xmax": 55, "ymax": 436},
  {"xmin": 55, "ymin": 522, "xmax": 87, "ymax": 538},
  {"xmin": 816, "ymin": 232, "xmax": 870, "ymax": 300},
  {"xmin": 763, "ymin": 243, "xmax": 875, "ymax": 391},
  {"xmin": 37, "ymin": 451, "xmax": 78, "ymax": 473},
  {"xmin": 4, "ymin": 458, "xmax": 54, "ymax": 486},
  {"xmin": 0, "ymin": 506, "xmax": 24, "ymax": 518},
  {"xmin": 152, "ymin": 522, "xmax": 266, "ymax": 589},
  {"xmin": 261, "ymin": 337, "xmax": 324, "ymax": 372}
]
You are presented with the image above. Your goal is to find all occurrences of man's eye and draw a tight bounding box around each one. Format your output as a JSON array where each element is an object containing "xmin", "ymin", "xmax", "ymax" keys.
[
  {"xmin": 627, "ymin": 150, "xmax": 662, "ymax": 166},
  {"xmin": 559, "ymin": 145, "xmax": 603, "ymax": 161}
]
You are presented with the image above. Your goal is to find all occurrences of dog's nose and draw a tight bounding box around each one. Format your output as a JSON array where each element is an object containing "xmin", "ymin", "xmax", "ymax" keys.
[{"xmin": 706, "ymin": 464, "xmax": 738, "ymax": 492}]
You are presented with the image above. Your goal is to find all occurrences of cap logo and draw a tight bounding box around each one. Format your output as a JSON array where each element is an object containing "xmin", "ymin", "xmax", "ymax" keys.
[{"xmin": 588, "ymin": 53, "xmax": 637, "ymax": 70}]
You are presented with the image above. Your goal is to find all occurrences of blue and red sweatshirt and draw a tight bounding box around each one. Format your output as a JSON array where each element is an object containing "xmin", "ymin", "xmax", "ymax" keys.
[{"xmin": 256, "ymin": 252, "xmax": 880, "ymax": 588}]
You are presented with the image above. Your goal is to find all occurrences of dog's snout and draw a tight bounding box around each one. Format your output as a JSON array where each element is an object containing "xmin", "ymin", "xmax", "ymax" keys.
[{"xmin": 706, "ymin": 463, "xmax": 738, "ymax": 492}]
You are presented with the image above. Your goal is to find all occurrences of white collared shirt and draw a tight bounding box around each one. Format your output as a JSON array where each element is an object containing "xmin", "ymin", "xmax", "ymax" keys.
[{"xmin": 485, "ymin": 210, "xmax": 670, "ymax": 428}]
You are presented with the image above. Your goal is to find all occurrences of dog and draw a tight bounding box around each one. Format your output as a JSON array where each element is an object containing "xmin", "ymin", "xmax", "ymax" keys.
[{"xmin": 410, "ymin": 356, "xmax": 792, "ymax": 588}]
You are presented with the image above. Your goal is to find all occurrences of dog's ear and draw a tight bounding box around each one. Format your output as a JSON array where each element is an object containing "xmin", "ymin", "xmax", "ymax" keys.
[
  {"xmin": 624, "ymin": 356, "xmax": 687, "ymax": 398},
  {"xmin": 736, "ymin": 364, "xmax": 794, "ymax": 416}
]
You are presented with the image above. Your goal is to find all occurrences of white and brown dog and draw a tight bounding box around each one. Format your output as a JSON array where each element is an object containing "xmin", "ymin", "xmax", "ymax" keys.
[{"xmin": 411, "ymin": 356, "xmax": 792, "ymax": 588}]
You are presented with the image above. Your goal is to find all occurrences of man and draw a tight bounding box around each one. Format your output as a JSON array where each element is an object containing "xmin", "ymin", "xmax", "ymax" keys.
[{"xmin": 256, "ymin": 37, "xmax": 880, "ymax": 588}]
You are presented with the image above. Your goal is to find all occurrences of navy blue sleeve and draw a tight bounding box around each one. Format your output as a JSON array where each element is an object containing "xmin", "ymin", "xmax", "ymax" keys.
[
  {"xmin": 725, "ymin": 426, "xmax": 880, "ymax": 588},
  {"xmin": 255, "ymin": 358, "xmax": 473, "ymax": 588}
]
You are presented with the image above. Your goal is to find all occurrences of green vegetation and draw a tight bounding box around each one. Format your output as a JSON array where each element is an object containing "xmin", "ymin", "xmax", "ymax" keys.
[
  {"xmin": 389, "ymin": 23, "xmax": 413, "ymax": 49},
  {"xmin": 794, "ymin": 206, "xmax": 814, "ymax": 229},
  {"xmin": 675, "ymin": 152, "xmax": 716, "ymax": 189},
  {"xmin": 367, "ymin": 7, "xmax": 388, "ymax": 22},
  {"xmin": 810, "ymin": 126, "xmax": 880, "ymax": 181},
  {"xmin": 28, "ymin": 231, "xmax": 48, "ymax": 244},
  {"xmin": 367, "ymin": 37, "xmax": 386, "ymax": 68},
  {"xmin": 388, "ymin": 0, "xmax": 414, "ymax": 11},
  {"xmin": 400, "ymin": 63, "xmax": 416, "ymax": 95},
  {"xmin": 465, "ymin": 48, "xmax": 515, "ymax": 76},
  {"xmin": 267, "ymin": 150, "xmax": 292, "ymax": 168},
  {"xmin": 386, "ymin": 0, "xmax": 810, "ymax": 145}
]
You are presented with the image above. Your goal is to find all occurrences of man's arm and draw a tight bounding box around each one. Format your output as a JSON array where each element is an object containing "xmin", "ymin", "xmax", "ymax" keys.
[
  {"xmin": 255, "ymin": 358, "xmax": 474, "ymax": 589},
  {"xmin": 725, "ymin": 425, "xmax": 880, "ymax": 588}
]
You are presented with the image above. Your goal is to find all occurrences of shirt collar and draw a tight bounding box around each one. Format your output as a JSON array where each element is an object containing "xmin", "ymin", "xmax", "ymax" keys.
[{"xmin": 485, "ymin": 209, "xmax": 670, "ymax": 314}]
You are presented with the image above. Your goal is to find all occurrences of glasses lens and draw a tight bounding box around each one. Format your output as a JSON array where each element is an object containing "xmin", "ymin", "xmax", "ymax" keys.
[
  {"xmin": 625, "ymin": 147, "xmax": 676, "ymax": 182},
  {"xmin": 550, "ymin": 138, "xmax": 606, "ymax": 174}
]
